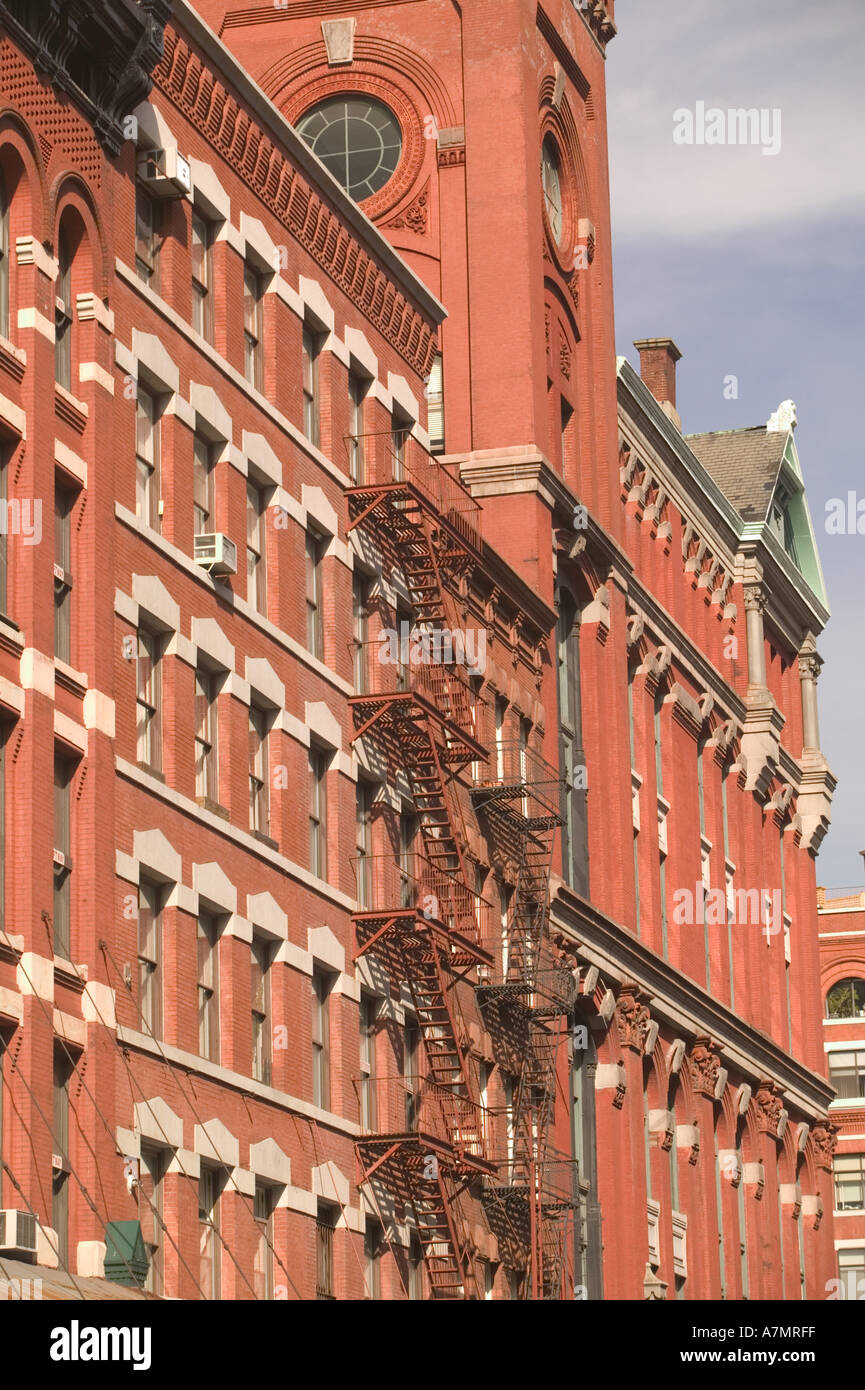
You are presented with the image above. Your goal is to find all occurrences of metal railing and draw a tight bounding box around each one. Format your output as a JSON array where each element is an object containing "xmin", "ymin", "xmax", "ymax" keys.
[
  {"xmin": 352, "ymin": 1074, "xmax": 493, "ymax": 1162},
  {"xmin": 349, "ymin": 634, "xmax": 483, "ymax": 706},
  {"xmin": 472, "ymin": 740, "xmax": 564, "ymax": 825},
  {"xmin": 350, "ymin": 852, "xmax": 491, "ymax": 942},
  {"xmin": 345, "ymin": 431, "xmax": 481, "ymax": 553}
]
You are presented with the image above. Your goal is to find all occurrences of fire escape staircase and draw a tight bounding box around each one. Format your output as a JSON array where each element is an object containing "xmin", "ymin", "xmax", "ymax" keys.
[{"xmin": 346, "ymin": 435, "xmax": 493, "ymax": 1298}]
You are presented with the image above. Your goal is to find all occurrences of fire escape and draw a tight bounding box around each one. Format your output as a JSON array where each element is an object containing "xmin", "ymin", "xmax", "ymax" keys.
[
  {"xmin": 346, "ymin": 431, "xmax": 494, "ymax": 1298},
  {"xmin": 471, "ymin": 742, "xmax": 580, "ymax": 1299},
  {"xmin": 346, "ymin": 431, "xmax": 578, "ymax": 1298}
]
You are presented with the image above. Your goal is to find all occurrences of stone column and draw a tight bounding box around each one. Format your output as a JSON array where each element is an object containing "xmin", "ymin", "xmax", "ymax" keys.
[
  {"xmin": 743, "ymin": 584, "xmax": 768, "ymax": 690},
  {"xmin": 798, "ymin": 639, "xmax": 823, "ymax": 753}
]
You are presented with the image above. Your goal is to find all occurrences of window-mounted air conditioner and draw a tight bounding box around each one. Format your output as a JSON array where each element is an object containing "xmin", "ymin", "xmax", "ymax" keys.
[
  {"xmin": 194, "ymin": 533, "xmax": 238, "ymax": 577},
  {"xmin": 0, "ymin": 1209, "xmax": 38, "ymax": 1258},
  {"xmin": 137, "ymin": 147, "xmax": 192, "ymax": 198}
]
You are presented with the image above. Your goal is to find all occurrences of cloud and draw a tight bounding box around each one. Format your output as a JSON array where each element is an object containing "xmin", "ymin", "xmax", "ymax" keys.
[{"xmin": 608, "ymin": 0, "xmax": 865, "ymax": 240}]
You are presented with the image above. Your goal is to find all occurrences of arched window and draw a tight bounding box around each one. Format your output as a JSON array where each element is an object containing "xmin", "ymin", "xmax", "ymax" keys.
[
  {"xmin": 55, "ymin": 223, "xmax": 73, "ymax": 388},
  {"xmin": 826, "ymin": 977, "xmax": 865, "ymax": 1020},
  {"xmin": 0, "ymin": 170, "xmax": 8, "ymax": 340},
  {"xmin": 297, "ymin": 97, "xmax": 402, "ymax": 201}
]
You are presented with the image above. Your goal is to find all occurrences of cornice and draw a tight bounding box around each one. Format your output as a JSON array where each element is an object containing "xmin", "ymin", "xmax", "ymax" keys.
[
  {"xmin": 167, "ymin": 4, "xmax": 446, "ymax": 359},
  {"xmin": 454, "ymin": 446, "xmax": 633, "ymax": 582},
  {"xmin": 617, "ymin": 358, "xmax": 743, "ymax": 552},
  {"xmin": 551, "ymin": 882, "xmax": 834, "ymax": 1118},
  {"xmin": 0, "ymin": 0, "xmax": 170, "ymax": 156}
]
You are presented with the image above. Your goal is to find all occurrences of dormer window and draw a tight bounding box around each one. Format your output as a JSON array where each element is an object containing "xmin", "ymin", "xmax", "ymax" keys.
[{"xmin": 769, "ymin": 485, "xmax": 799, "ymax": 565}]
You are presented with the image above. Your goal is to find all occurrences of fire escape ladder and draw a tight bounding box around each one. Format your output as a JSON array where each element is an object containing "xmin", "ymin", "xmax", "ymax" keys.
[
  {"xmin": 413, "ymin": 1169, "xmax": 482, "ymax": 1300},
  {"xmin": 409, "ymin": 940, "xmax": 472, "ymax": 1097},
  {"xmin": 407, "ymin": 730, "xmax": 474, "ymax": 907}
]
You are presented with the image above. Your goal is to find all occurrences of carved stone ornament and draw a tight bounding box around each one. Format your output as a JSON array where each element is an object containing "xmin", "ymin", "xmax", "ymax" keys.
[
  {"xmin": 384, "ymin": 180, "xmax": 430, "ymax": 236},
  {"xmin": 689, "ymin": 1036, "xmax": 721, "ymax": 1099},
  {"xmin": 811, "ymin": 1120, "xmax": 839, "ymax": 1172},
  {"xmin": 743, "ymin": 585, "xmax": 767, "ymax": 614},
  {"xmin": 0, "ymin": 0, "xmax": 171, "ymax": 156},
  {"xmin": 614, "ymin": 983, "xmax": 651, "ymax": 1053},
  {"xmin": 754, "ymin": 1080, "xmax": 784, "ymax": 1137}
]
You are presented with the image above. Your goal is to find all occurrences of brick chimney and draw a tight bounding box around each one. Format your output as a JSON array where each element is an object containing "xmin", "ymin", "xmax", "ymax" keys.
[{"xmin": 633, "ymin": 337, "xmax": 682, "ymax": 416}]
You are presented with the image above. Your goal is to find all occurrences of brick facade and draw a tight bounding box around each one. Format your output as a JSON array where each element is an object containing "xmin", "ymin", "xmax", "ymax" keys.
[{"xmin": 0, "ymin": 0, "xmax": 838, "ymax": 1301}]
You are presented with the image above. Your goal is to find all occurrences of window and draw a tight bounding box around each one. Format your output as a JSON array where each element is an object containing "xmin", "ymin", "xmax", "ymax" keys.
[
  {"xmin": 302, "ymin": 328, "xmax": 320, "ymax": 447},
  {"xmin": 834, "ymin": 1154, "xmax": 865, "ymax": 1211},
  {"xmin": 191, "ymin": 213, "xmax": 214, "ymax": 342},
  {"xmin": 243, "ymin": 266, "xmax": 264, "ymax": 390},
  {"xmin": 399, "ymin": 811, "xmax": 417, "ymax": 909},
  {"xmin": 54, "ymin": 480, "xmax": 74, "ymax": 663},
  {"xmin": 309, "ymin": 747, "xmax": 328, "ymax": 879},
  {"xmin": 55, "ymin": 227, "xmax": 73, "ymax": 389},
  {"xmin": 135, "ymin": 386, "xmax": 161, "ymax": 531},
  {"xmin": 193, "ymin": 435, "xmax": 215, "ymax": 537},
  {"xmin": 408, "ymin": 1232, "xmax": 423, "ymax": 1299},
  {"xmin": 826, "ymin": 978, "xmax": 865, "ymax": 1020},
  {"xmin": 312, "ymin": 967, "xmax": 333, "ymax": 1109},
  {"xmin": 0, "ymin": 728, "xmax": 6, "ymax": 933},
  {"xmin": 253, "ymin": 1184, "xmax": 276, "ymax": 1299},
  {"xmin": 140, "ymin": 1145, "xmax": 166, "ymax": 1295},
  {"xmin": 359, "ymin": 993, "xmax": 378, "ymax": 1129},
  {"xmin": 356, "ymin": 781, "xmax": 373, "ymax": 909},
  {"xmin": 315, "ymin": 1202, "xmax": 337, "ymax": 1299},
  {"xmin": 251, "ymin": 934, "xmax": 273, "ymax": 1085},
  {"xmin": 352, "ymin": 572, "xmax": 369, "ymax": 693},
  {"xmin": 364, "ymin": 1218, "xmax": 383, "ymax": 1299},
  {"xmin": 135, "ymin": 185, "xmax": 160, "ymax": 287},
  {"xmin": 195, "ymin": 668, "xmax": 219, "ymax": 804},
  {"xmin": 53, "ymin": 752, "xmax": 73, "ymax": 960},
  {"xmin": 246, "ymin": 481, "xmax": 267, "ymax": 616},
  {"xmin": 305, "ymin": 529, "xmax": 324, "ymax": 659},
  {"xmin": 403, "ymin": 1012, "xmax": 420, "ymax": 1129},
  {"xmin": 426, "ymin": 351, "xmax": 444, "ymax": 453},
  {"xmin": 560, "ymin": 396, "xmax": 573, "ymax": 473},
  {"xmin": 297, "ymin": 97, "xmax": 402, "ymax": 201},
  {"xmin": 248, "ymin": 704, "xmax": 269, "ymax": 836},
  {"xmin": 348, "ymin": 373, "xmax": 366, "ymax": 482},
  {"xmin": 197, "ymin": 913, "xmax": 220, "ymax": 1063},
  {"xmin": 136, "ymin": 629, "xmax": 162, "ymax": 770},
  {"xmin": 541, "ymin": 135, "xmax": 563, "ymax": 245},
  {"xmin": 556, "ymin": 587, "xmax": 588, "ymax": 894},
  {"xmin": 199, "ymin": 1167, "xmax": 222, "ymax": 1300},
  {"xmin": 138, "ymin": 879, "xmax": 163, "ymax": 1038},
  {"xmin": 391, "ymin": 413, "xmax": 408, "ymax": 481},
  {"xmin": 52, "ymin": 1050, "xmax": 73, "ymax": 1268},
  {"xmin": 0, "ymin": 172, "xmax": 8, "ymax": 339},
  {"xmin": 0, "ymin": 440, "xmax": 10, "ymax": 615},
  {"xmin": 839, "ymin": 1247, "xmax": 865, "ymax": 1293},
  {"xmin": 830, "ymin": 1050, "xmax": 865, "ymax": 1101},
  {"xmin": 495, "ymin": 696, "xmax": 507, "ymax": 780},
  {"xmin": 395, "ymin": 603, "xmax": 411, "ymax": 692}
]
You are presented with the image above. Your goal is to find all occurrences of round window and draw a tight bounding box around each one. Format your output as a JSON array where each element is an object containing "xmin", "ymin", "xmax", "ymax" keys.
[
  {"xmin": 541, "ymin": 136, "xmax": 564, "ymax": 245},
  {"xmin": 297, "ymin": 97, "xmax": 402, "ymax": 201}
]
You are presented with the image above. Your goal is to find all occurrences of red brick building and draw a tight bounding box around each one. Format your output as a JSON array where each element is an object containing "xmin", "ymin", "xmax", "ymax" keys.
[
  {"xmin": 818, "ymin": 881, "xmax": 865, "ymax": 1297},
  {"xmin": 0, "ymin": 0, "xmax": 838, "ymax": 1301}
]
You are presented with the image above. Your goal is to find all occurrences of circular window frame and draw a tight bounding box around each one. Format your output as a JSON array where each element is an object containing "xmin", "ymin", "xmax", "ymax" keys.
[
  {"xmin": 539, "ymin": 120, "xmax": 577, "ymax": 274},
  {"xmin": 288, "ymin": 73, "xmax": 424, "ymax": 220}
]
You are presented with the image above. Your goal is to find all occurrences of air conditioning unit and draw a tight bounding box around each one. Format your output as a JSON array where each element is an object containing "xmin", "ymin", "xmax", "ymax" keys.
[
  {"xmin": 137, "ymin": 147, "xmax": 192, "ymax": 198},
  {"xmin": 0, "ymin": 1209, "xmax": 38, "ymax": 1258},
  {"xmin": 194, "ymin": 533, "xmax": 238, "ymax": 577}
]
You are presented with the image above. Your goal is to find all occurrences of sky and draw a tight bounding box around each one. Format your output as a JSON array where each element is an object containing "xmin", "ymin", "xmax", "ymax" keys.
[{"xmin": 606, "ymin": 0, "xmax": 865, "ymax": 890}]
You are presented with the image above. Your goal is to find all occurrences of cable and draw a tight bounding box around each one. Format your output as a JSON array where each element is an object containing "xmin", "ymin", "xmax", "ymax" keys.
[
  {"xmin": 100, "ymin": 939, "xmax": 275, "ymax": 1302},
  {"xmin": 12, "ymin": 936, "xmax": 209, "ymax": 1300}
]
